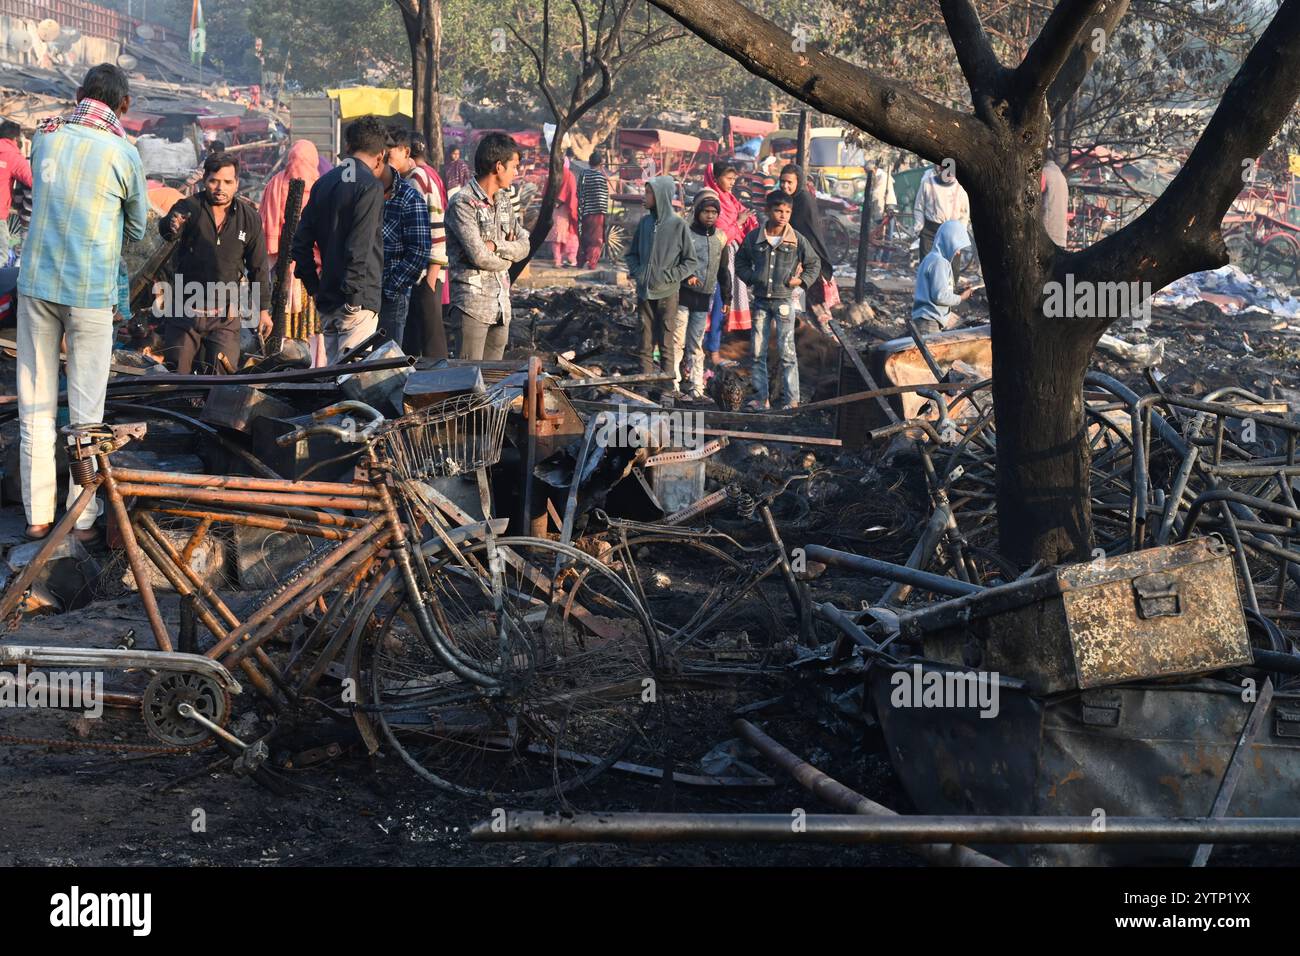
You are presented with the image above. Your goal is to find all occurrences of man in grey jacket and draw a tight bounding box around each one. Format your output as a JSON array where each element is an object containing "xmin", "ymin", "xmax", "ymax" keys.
[
  {"xmin": 624, "ymin": 175, "xmax": 698, "ymax": 394},
  {"xmin": 444, "ymin": 133, "xmax": 531, "ymax": 360}
]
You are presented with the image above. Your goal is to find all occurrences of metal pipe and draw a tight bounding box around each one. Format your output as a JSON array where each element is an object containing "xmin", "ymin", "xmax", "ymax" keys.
[
  {"xmin": 111, "ymin": 483, "xmax": 383, "ymax": 512},
  {"xmin": 1154, "ymin": 444, "xmax": 1199, "ymax": 545},
  {"xmin": 734, "ymin": 719, "xmax": 1003, "ymax": 867},
  {"xmin": 0, "ymin": 483, "xmax": 96, "ymax": 621},
  {"xmin": 105, "ymin": 355, "xmax": 414, "ymax": 391},
  {"xmin": 805, "ymin": 545, "xmax": 984, "ymax": 597},
  {"xmin": 881, "ymin": 504, "xmax": 951, "ymax": 605},
  {"xmin": 551, "ymin": 372, "xmax": 674, "ymax": 389},
  {"xmin": 760, "ymin": 503, "xmax": 809, "ymax": 641},
  {"xmin": 472, "ymin": 812, "xmax": 1300, "ymax": 845},
  {"xmin": 108, "ymin": 468, "xmax": 377, "ymax": 498},
  {"xmin": 206, "ymin": 518, "xmax": 385, "ymax": 660},
  {"xmin": 99, "ymin": 459, "xmax": 173, "ymax": 652},
  {"xmin": 149, "ymin": 507, "xmax": 349, "ymax": 541},
  {"xmin": 814, "ymin": 602, "xmax": 883, "ymax": 652}
]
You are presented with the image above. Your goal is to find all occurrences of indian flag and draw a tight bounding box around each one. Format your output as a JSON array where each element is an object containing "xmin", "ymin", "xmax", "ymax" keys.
[{"xmin": 189, "ymin": 0, "xmax": 206, "ymax": 64}]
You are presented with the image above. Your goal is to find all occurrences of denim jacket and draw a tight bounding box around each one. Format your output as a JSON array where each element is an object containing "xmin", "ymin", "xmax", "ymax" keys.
[
  {"xmin": 445, "ymin": 178, "xmax": 531, "ymax": 323},
  {"xmin": 734, "ymin": 222, "xmax": 821, "ymax": 302}
]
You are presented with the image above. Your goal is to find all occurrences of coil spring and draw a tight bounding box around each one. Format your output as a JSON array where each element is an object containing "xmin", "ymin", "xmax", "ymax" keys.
[
  {"xmin": 69, "ymin": 457, "xmax": 96, "ymax": 485},
  {"xmin": 726, "ymin": 483, "xmax": 756, "ymax": 520}
]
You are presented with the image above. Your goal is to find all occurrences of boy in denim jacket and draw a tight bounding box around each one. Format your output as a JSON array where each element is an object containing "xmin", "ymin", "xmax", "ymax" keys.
[{"xmin": 733, "ymin": 191, "xmax": 820, "ymax": 410}]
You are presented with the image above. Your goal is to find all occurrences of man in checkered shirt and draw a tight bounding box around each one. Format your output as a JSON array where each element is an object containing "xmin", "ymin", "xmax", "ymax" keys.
[{"xmin": 378, "ymin": 130, "xmax": 433, "ymax": 350}]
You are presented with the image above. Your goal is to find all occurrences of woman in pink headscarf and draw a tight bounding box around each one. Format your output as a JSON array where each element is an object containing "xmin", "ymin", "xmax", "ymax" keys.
[
  {"xmin": 549, "ymin": 158, "xmax": 580, "ymax": 267},
  {"xmin": 260, "ymin": 140, "xmax": 324, "ymax": 363},
  {"xmin": 705, "ymin": 159, "xmax": 758, "ymax": 333}
]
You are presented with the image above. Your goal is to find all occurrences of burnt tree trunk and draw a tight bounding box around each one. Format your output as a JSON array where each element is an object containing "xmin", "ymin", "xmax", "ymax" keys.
[
  {"xmin": 427, "ymin": 0, "xmax": 444, "ymax": 164},
  {"xmin": 396, "ymin": 0, "xmax": 440, "ymax": 153},
  {"xmin": 509, "ymin": 120, "xmax": 573, "ymax": 283},
  {"xmin": 959, "ymin": 116, "xmax": 1099, "ymax": 564}
]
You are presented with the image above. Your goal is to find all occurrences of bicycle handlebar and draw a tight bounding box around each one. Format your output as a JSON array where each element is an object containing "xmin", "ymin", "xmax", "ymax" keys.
[{"xmin": 276, "ymin": 401, "xmax": 386, "ymax": 447}]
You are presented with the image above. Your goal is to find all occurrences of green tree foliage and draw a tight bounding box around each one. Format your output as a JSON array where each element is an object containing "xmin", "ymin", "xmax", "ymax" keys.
[{"xmin": 247, "ymin": 0, "xmax": 409, "ymax": 91}]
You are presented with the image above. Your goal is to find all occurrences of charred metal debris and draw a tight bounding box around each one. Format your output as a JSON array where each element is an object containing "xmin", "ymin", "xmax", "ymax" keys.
[{"xmin": 1, "ymin": 316, "xmax": 1299, "ymax": 867}]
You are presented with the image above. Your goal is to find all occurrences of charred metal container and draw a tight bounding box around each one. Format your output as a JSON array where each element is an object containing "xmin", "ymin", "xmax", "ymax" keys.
[
  {"xmin": 201, "ymin": 385, "xmax": 296, "ymax": 434},
  {"xmin": 868, "ymin": 667, "xmax": 1300, "ymax": 865},
  {"xmin": 898, "ymin": 538, "xmax": 1252, "ymax": 694}
]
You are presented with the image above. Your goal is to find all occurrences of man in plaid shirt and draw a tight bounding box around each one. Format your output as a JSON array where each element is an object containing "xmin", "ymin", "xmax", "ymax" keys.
[
  {"xmin": 17, "ymin": 64, "xmax": 147, "ymax": 541},
  {"xmin": 378, "ymin": 134, "xmax": 432, "ymax": 350}
]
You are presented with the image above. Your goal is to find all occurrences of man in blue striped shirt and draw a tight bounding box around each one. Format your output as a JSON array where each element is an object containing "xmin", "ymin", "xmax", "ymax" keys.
[
  {"xmin": 378, "ymin": 130, "xmax": 433, "ymax": 351},
  {"xmin": 16, "ymin": 64, "xmax": 147, "ymax": 541}
]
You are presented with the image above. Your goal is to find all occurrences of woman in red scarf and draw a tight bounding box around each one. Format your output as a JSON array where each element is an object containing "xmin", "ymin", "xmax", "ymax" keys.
[
  {"xmin": 704, "ymin": 160, "xmax": 758, "ymax": 333},
  {"xmin": 550, "ymin": 159, "xmax": 580, "ymax": 267},
  {"xmin": 260, "ymin": 140, "xmax": 324, "ymax": 363}
]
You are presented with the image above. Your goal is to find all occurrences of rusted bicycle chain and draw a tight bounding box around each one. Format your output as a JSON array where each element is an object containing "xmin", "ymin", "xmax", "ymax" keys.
[{"xmin": 0, "ymin": 685, "xmax": 233, "ymax": 755}]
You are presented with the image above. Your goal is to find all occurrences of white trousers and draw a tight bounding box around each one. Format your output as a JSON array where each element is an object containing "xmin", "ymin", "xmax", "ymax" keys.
[
  {"xmin": 321, "ymin": 307, "xmax": 379, "ymax": 366},
  {"xmin": 16, "ymin": 294, "xmax": 113, "ymax": 528}
]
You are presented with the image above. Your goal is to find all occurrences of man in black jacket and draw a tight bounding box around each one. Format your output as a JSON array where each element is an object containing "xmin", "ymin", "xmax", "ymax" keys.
[
  {"xmin": 291, "ymin": 116, "xmax": 386, "ymax": 364},
  {"xmin": 158, "ymin": 154, "xmax": 271, "ymax": 373}
]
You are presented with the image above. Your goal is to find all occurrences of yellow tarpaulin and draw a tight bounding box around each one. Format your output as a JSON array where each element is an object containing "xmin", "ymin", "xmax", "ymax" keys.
[
  {"xmin": 327, "ymin": 87, "xmax": 413, "ymax": 121},
  {"xmin": 1289, "ymin": 153, "xmax": 1300, "ymax": 177}
]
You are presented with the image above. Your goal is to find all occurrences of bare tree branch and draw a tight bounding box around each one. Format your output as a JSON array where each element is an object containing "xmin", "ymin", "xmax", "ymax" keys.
[
  {"xmin": 646, "ymin": 0, "xmax": 996, "ymax": 167},
  {"xmin": 619, "ymin": 24, "xmax": 684, "ymax": 61},
  {"xmin": 938, "ymin": 0, "xmax": 1008, "ymax": 106},
  {"xmin": 1069, "ymin": 0, "xmax": 1300, "ymax": 309},
  {"xmin": 510, "ymin": 11, "xmax": 561, "ymax": 121},
  {"xmin": 1044, "ymin": 0, "xmax": 1131, "ymax": 117},
  {"xmin": 571, "ymin": 0, "xmax": 591, "ymax": 65},
  {"xmin": 1015, "ymin": 0, "xmax": 1108, "ymax": 118}
]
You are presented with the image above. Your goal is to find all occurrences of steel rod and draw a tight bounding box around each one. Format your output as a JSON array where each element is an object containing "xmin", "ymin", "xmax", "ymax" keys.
[
  {"xmin": 734, "ymin": 719, "xmax": 1003, "ymax": 867},
  {"xmin": 805, "ymin": 545, "xmax": 984, "ymax": 597},
  {"xmin": 472, "ymin": 812, "xmax": 1300, "ymax": 845}
]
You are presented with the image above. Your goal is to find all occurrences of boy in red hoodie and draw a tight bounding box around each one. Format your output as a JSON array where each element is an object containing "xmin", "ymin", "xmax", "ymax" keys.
[{"xmin": 0, "ymin": 120, "xmax": 32, "ymax": 255}]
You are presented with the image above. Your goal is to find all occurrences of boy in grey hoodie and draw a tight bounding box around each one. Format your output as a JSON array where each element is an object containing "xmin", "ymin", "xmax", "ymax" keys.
[{"xmin": 624, "ymin": 175, "xmax": 698, "ymax": 394}]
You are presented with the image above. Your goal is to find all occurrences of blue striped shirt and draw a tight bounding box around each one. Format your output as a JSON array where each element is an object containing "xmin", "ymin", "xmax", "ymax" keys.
[
  {"xmin": 18, "ymin": 122, "xmax": 148, "ymax": 308},
  {"xmin": 381, "ymin": 170, "xmax": 432, "ymax": 298}
]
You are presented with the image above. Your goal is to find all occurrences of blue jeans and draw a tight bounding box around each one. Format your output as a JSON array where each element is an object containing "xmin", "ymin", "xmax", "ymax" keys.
[
  {"xmin": 705, "ymin": 286, "xmax": 724, "ymax": 354},
  {"xmin": 379, "ymin": 291, "xmax": 411, "ymax": 351},
  {"xmin": 750, "ymin": 299, "xmax": 799, "ymax": 407},
  {"xmin": 677, "ymin": 305, "xmax": 712, "ymax": 396}
]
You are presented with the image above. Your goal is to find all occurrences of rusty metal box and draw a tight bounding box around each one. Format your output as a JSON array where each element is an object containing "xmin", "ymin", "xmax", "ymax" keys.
[{"xmin": 898, "ymin": 538, "xmax": 1253, "ymax": 694}]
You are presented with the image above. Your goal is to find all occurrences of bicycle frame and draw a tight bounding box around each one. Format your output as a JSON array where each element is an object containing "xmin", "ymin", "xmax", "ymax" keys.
[{"xmin": 0, "ymin": 421, "xmax": 505, "ymax": 714}]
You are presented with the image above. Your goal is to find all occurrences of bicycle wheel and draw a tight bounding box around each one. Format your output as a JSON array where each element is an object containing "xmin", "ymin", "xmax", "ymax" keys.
[
  {"xmin": 1224, "ymin": 228, "xmax": 1254, "ymax": 270},
  {"xmin": 1255, "ymin": 233, "xmax": 1300, "ymax": 285},
  {"xmin": 602, "ymin": 220, "xmax": 628, "ymax": 262},
  {"xmin": 362, "ymin": 536, "xmax": 661, "ymax": 799},
  {"xmin": 601, "ymin": 534, "xmax": 785, "ymax": 669}
]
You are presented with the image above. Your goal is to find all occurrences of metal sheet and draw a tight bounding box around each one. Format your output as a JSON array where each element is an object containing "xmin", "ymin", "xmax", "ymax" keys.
[{"xmin": 870, "ymin": 663, "xmax": 1300, "ymax": 865}]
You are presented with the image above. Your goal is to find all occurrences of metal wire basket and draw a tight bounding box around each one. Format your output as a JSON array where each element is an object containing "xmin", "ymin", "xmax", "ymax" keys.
[{"xmin": 379, "ymin": 390, "xmax": 510, "ymax": 480}]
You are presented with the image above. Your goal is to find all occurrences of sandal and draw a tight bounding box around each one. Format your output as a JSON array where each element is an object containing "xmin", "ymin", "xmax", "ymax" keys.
[{"xmin": 745, "ymin": 399, "xmax": 770, "ymax": 412}]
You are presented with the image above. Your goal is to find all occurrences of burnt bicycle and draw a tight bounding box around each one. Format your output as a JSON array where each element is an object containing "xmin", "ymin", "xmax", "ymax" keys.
[{"xmin": 0, "ymin": 390, "xmax": 661, "ymax": 800}]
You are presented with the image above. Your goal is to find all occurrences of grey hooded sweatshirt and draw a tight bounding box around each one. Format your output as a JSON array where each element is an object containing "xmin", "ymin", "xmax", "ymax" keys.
[{"xmin": 624, "ymin": 175, "xmax": 698, "ymax": 301}]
